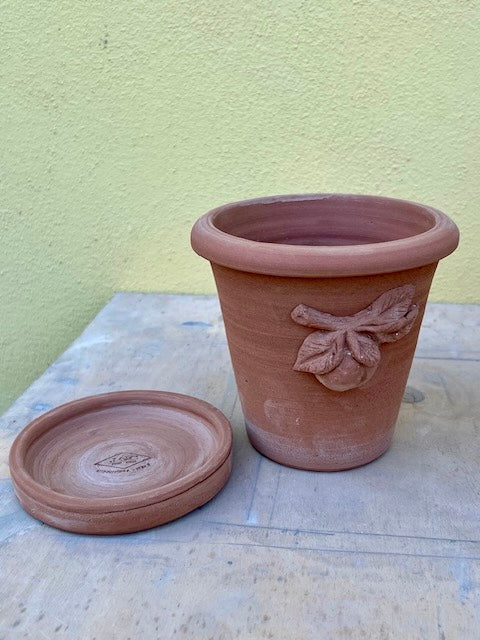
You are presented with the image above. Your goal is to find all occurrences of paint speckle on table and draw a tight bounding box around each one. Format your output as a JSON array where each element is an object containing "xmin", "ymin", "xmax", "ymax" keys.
[
  {"xmin": 181, "ymin": 321, "xmax": 213, "ymax": 327},
  {"xmin": 30, "ymin": 403, "xmax": 53, "ymax": 412}
]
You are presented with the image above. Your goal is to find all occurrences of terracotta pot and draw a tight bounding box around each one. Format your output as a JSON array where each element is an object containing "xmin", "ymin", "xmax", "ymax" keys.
[{"xmin": 191, "ymin": 194, "xmax": 459, "ymax": 471}]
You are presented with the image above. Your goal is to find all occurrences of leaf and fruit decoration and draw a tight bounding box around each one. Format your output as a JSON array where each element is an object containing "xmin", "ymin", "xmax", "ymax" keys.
[{"xmin": 291, "ymin": 284, "xmax": 418, "ymax": 392}]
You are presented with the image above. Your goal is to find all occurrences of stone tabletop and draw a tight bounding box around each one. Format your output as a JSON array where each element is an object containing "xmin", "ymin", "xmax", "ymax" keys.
[{"xmin": 1, "ymin": 294, "xmax": 479, "ymax": 639}]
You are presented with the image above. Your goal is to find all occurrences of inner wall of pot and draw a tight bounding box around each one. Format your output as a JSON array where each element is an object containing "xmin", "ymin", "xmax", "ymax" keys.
[{"xmin": 212, "ymin": 196, "xmax": 437, "ymax": 246}]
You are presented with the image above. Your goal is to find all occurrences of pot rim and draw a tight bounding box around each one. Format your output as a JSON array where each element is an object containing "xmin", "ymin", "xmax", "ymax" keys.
[{"xmin": 191, "ymin": 193, "xmax": 459, "ymax": 277}]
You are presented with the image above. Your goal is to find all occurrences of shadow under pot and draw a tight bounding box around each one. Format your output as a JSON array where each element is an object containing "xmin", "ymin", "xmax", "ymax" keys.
[{"xmin": 191, "ymin": 194, "xmax": 459, "ymax": 471}]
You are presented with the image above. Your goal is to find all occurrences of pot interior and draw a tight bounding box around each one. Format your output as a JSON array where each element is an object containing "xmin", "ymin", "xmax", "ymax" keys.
[{"xmin": 213, "ymin": 196, "xmax": 437, "ymax": 247}]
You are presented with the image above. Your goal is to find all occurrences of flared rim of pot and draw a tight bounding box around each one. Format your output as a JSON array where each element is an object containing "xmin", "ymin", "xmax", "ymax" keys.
[{"xmin": 191, "ymin": 193, "xmax": 459, "ymax": 277}]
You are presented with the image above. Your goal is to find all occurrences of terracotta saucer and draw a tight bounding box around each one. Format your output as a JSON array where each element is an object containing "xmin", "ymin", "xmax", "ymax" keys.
[{"xmin": 9, "ymin": 391, "xmax": 233, "ymax": 535}]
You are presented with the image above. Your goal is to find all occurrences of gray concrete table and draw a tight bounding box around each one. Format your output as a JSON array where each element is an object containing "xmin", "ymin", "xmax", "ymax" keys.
[{"xmin": 1, "ymin": 294, "xmax": 479, "ymax": 639}]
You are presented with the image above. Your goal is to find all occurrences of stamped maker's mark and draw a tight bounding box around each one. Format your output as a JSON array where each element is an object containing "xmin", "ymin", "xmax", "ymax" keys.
[{"xmin": 94, "ymin": 452, "xmax": 152, "ymax": 474}]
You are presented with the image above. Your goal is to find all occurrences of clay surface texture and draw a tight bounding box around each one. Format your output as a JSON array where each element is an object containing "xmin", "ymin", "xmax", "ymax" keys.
[
  {"xmin": 9, "ymin": 390, "xmax": 232, "ymax": 534},
  {"xmin": 191, "ymin": 193, "xmax": 459, "ymax": 470}
]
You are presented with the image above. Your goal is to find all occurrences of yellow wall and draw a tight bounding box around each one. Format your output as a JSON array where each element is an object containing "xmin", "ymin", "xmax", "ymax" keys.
[{"xmin": 1, "ymin": 1, "xmax": 479, "ymax": 412}]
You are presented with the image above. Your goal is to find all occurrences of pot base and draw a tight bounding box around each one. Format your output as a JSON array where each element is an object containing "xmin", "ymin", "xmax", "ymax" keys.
[{"xmin": 245, "ymin": 419, "xmax": 394, "ymax": 471}]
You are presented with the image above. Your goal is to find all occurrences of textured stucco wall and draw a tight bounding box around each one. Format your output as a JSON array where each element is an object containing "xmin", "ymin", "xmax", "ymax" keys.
[{"xmin": 1, "ymin": 0, "xmax": 479, "ymax": 412}]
